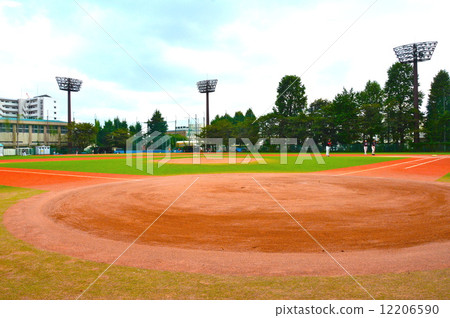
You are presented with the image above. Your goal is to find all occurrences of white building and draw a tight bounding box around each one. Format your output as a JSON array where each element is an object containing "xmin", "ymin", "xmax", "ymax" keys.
[
  {"xmin": 166, "ymin": 117, "xmax": 204, "ymax": 143},
  {"xmin": 0, "ymin": 95, "xmax": 58, "ymax": 120}
]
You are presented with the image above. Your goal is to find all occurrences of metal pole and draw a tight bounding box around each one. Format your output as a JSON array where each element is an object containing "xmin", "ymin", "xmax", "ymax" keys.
[
  {"xmin": 195, "ymin": 114, "xmax": 198, "ymax": 145},
  {"xmin": 67, "ymin": 78, "xmax": 72, "ymax": 153},
  {"xmin": 413, "ymin": 44, "xmax": 420, "ymax": 143},
  {"xmin": 68, "ymin": 90, "xmax": 72, "ymax": 124},
  {"xmin": 206, "ymin": 91, "xmax": 210, "ymax": 126}
]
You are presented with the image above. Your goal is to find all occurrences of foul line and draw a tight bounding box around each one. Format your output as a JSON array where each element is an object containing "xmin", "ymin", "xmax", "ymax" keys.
[
  {"xmin": 251, "ymin": 176, "xmax": 375, "ymax": 300},
  {"xmin": 404, "ymin": 157, "xmax": 446, "ymax": 170},
  {"xmin": 76, "ymin": 176, "xmax": 199, "ymax": 300},
  {"xmin": 336, "ymin": 157, "xmax": 431, "ymax": 176},
  {"xmin": 0, "ymin": 169, "xmax": 142, "ymax": 181}
]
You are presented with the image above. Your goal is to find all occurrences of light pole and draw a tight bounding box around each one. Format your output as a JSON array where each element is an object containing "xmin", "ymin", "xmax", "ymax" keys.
[
  {"xmin": 55, "ymin": 77, "xmax": 83, "ymax": 124},
  {"xmin": 196, "ymin": 79, "xmax": 218, "ymax": 126},
  {"xmin": 393, "ymin": 41, "xmax": 437, "ymax": 143}
]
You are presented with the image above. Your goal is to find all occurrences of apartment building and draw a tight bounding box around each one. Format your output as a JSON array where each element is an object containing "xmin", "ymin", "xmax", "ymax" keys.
[{"xmin": 0, "ymin": 95, "xmax": 58, "ymax": 120}]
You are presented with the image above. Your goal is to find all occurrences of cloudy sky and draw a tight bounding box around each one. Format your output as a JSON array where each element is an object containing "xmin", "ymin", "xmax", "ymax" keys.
[{"xmin": 0, "ymin": 0, "xmax": 448, "ymax": 128}]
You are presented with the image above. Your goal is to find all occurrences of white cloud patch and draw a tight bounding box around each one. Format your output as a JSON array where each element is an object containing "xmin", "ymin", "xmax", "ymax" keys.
[
  {"xmin": 0, "ymin": 0, "xmax": 448, "ymax": 125},
  {"xmin": 0, "ymin": 0, "xmax": 21, "ymax": 8}
]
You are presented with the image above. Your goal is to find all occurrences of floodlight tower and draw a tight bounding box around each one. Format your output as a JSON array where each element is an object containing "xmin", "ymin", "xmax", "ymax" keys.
[
  {"xmin": 55, "ymin": 76, "xmax": 83, "ymax": 124},
  {"xmin": 393, "ymin": 41, "xmax": 437, "ymax": 143},
  {"xmin": 196, "ymin": 79, "xmax": 218, "ymax": 126}
]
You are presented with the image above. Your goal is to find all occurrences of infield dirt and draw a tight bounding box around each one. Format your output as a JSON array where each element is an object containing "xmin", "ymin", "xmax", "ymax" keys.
[{"xmin": 3, "ymin": 157, "xmax": 449, "ymax": 276}]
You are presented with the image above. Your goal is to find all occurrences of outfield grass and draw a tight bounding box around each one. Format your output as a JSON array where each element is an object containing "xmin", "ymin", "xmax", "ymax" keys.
[
  {"xmin": 0, "ymin": 185, "xmax": 448, "ymax": 300},
  {"xmin": 0, "ymin": 152, "xmax": 448, "ymax": 162},
  {"xmin": 437, "ymin": 173, "xmax": 450, "ymax": 183},
  {"xmin": 0, "ymin": 155, "xmax": 402, "ymax": 176}
]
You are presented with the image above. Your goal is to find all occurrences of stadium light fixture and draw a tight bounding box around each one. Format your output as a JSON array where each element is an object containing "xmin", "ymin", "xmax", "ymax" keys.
[
  {"xmin": 196, "ymin": 79, "xmax": 218, "ymax": 126},
  {"xmin": 56, "ymin": 76, "xmax": 83, "ymax": 124},
  {"xmin": 393, "ymin": 41, "xmax": 437, "ymax": 143}
]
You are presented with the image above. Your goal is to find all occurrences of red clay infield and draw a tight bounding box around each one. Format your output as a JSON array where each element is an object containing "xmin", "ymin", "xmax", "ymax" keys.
[{"xmin": 2, "ymin": 156, "xmax": 450, "ymax": 276}]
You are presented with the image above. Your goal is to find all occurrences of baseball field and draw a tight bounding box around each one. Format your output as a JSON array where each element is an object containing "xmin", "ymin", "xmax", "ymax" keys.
[{"xmin": 0, "ymin": 153, "xmax": 448, "ymax": 299}]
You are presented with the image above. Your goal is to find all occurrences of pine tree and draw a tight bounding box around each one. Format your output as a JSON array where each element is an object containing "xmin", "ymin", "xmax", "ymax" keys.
[
  {"xmin": 384, "ymin": 62, "xmax": 419, "ymax": 144},
  {"xmin": 147, "ymin": 110, "xmax": 168, "ymax": 135},
  {"xmin": 425, "ymin": 70, "xmax": 450, "ymax": 142},
  {"xmin": 274, "ymin": 75, "xmax": 307, "ymax": 117}
]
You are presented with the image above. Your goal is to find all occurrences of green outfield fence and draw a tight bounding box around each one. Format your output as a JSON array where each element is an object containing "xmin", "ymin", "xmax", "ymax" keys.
[{"xmin": 259, "ymin": 142, "xmax": 450, "ymax": 153}]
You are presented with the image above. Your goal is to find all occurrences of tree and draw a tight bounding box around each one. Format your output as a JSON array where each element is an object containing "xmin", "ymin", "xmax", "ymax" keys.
[
  {"xmin": 97, "ymin": 119, "xmax": 114, "ymax": 149},
  {"xmin": 274, "ymin": 75, "xmax": 307, "ymax": 117},
  {"xmin": 67, "ymin": 122, "xmax": 98, "ymax": 151},
  {"xmin": 106, "ymin": 128, "xmax": 130, "ymax": 150},
  {"xmin": 285, "ymin": 113, "xmax": 309, "ymax": 142},
  {"xmin": 307, "ymin": 99, "xmax": 333, "ymax": 143},
  {"xmin": 329, "ymin": 88, "xmax": 359, "ymax": 144},
  {"xmin": 199, "ymin": 117, "xmax": 234, "ymax": 147},
  {"xmin": 200, "ymin": 110, "xmax": 259, "ymax": 147},
  {"xmin": 384, "ymin": 62, "xmax": 420, "ymax": 144},
  {"xmin": 233, "ymin": 111, "xmax": 245, "ymax": 124},
  {"xmin": 113, "ymin": 117, "xmax": 128, "ymax": 131},
  {"xmin": 147, "ymin": 110, "xmax": 168, "ymax": 135},
  {"xmin": 425, "ymin": 70, "xmax": 450, "ymax": 142},
  {"xmin": 308, "ymin": 98, "xmax": 330, "ymax": 114},
  {"xmin": 235, "ymin": 116, "xmax": 259, "ymax": 144},
  {"xmin": 211, "ymin": 113, "xmax": 232, "ymax": 125},
  {"xmin": 129, "ymin": 121, "xmax": 142, "ymax": 135},
  {"xmin": 145, "ymin": 110, "xmax": 168, "ymax": 150},
  {"xmin": 356, "ymin": 81, "xmax": 384, "ymax": 141},
  {"xmin": 258, "ymin": 112, "xmax": 284, "ymax": 138},
  {"xmin": 245, "ymin": 108, "xmax": 256, "ymax": 120}
]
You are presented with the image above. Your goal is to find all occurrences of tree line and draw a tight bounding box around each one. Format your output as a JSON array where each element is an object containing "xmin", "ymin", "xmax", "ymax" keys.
[
  {"xmin": 67, "ymin": 110, "xmax": 182, "ymax": 152},
  {"xmin": 68, "ymin": 62, "xmax": 449, "ymax": 152},
  {"xmin": 203, "ymin": 63, "xmax": 449, "ymax": 149}
]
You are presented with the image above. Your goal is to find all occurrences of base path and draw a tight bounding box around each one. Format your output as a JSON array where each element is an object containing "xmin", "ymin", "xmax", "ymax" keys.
[
  {"xmin": 314, "ymin": 156, "xmax": 449, "ymax": 182},
  {"xmin": 0, "ymin": 167, "xmax": 147, "ymax": 190},
  {"xmin": 4, "ymin": 166, "xmax": 450, "ymax": 276}
]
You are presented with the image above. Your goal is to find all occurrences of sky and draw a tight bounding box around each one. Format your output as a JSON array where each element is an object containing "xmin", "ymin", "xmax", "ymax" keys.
[{"xmin": 0, "ymin": 0, "xmax": 448, "ymax": 129}]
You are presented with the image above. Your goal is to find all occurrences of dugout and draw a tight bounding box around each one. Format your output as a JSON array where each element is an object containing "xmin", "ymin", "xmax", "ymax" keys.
[
  {"xmin": 175, "ymin": 140, "xmax": 195, "ymax": 152},
  {"xmin": 0, "ymin": 143, "xmax": 3, "ymax": 156},
  {"xmin": 16, "ymin": 147, "xmax": 33, "ymax": 156},
  {"xmin": 35, "ymin": 145, "xmax": 51, "ymax": 155}
]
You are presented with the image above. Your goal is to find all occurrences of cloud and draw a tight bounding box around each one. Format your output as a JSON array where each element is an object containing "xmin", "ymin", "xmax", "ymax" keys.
[
  {"xmin": 0, "ymin": 0, "xmax": 21, "ymax": 8},
  {"xmin": 0, "ymin": 0, "xmax": 448, "ymax": 126}
]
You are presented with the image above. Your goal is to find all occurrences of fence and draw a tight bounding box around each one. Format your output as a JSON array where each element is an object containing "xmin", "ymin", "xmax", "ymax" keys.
[{"xmin": 260, "ymin": 142, "xmax": 449, "ymax": 153}]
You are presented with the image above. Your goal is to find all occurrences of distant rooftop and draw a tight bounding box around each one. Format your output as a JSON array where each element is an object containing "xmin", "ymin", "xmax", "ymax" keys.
[
  {"xmin": 0, "ymin": 117, "xmax": 66, "ymax": 124},
  {"xmin": 0, "ymin": 94, "xmax": 53, "ymax": 100}
]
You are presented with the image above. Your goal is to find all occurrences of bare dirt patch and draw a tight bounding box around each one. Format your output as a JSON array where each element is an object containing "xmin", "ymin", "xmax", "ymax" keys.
[{"xmin": 4, "ymin": 173, "xmax": 449, "ymax": 276}]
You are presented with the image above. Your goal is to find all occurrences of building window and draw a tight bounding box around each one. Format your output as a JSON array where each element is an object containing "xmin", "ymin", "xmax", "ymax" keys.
[
  {"xmin": 49, "ymin": 126, "xmax": 58, "ymax": 134},
  {"xmin": 18, "ymin": 124, "xmax": 29, "ymax": 133},
  {"xmin": 32, "ymin": 125, "xmax": 44, "ymax": 133},
  {"xmin": 0, "ymin": 123, "xmax": 14, "ymax": 133},
  {"xmin": 60, "ymin": 126, "xmax": 68, "ymax": 134}
]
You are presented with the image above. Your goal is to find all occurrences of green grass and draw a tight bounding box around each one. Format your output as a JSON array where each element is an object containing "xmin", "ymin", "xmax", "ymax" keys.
[
  {"xmin": 0, "ymin": 155, "xmax": 402, "ymax": 176},
  {"xmin": 0, "ymin": 185, "xmax": 448, "ymax": 299},
  {"xmin": 1, "ymin": 152, "xmax": 448, "ymax": 161},
  {"xmin": 437, "ymin": 173, "xmax": 450, "ymax": 183}
]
